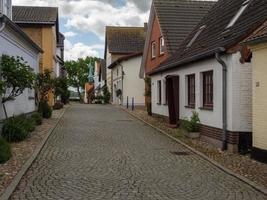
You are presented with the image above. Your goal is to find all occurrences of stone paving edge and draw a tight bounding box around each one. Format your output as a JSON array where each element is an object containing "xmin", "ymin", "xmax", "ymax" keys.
[
  {"xmin": 122, "ymin": 108, "xmax": 267, "ymax": 196},
  {"xmin": 0, "ymin": 107, "xmax": 68, "ymax": 200}
]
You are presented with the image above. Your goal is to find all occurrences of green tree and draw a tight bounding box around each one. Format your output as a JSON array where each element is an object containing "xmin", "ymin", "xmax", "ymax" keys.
[
  {"xmin": 65, "ymin": 56, "xmax": 99, "ymax": 102},
  {"xmin": 0, "ymin": 55, "xmax": 35, "ymax": 118},
  {"xmin": 54, "ymin": 76, "xmax": 69, "ymax": 104},
  {"xmin": 35, "ymin": 69, "xmax": 55, "ymax": 103}
]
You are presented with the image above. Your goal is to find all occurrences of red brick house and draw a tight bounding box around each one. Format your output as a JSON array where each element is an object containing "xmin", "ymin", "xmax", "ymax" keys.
[{"xmin": 139, "ymin": 0, "xmax": 215, "ymax": 112}]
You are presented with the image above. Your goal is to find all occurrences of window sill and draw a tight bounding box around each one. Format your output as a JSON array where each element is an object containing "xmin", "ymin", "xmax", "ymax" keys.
[
  {"xmin": 28, "ymin": 97, "xmax": 35, "ymax": 100},
  {"xmin": 157, "ymin": 103, "xmax": 162, "ymax": 105},
  {"xmin": 159, "ymin": 52, "xmax": 165, "ymax": 57},
  {"xmin": 163, "ymin": 103, "xmax": 168, "ymax": 106},
  {"xmin": 151, "ymin": 57, "xmax": 156, "ymax": 60},
  {"xmin": 199, "ymin": 106, "xmax": 213, "ymax": 111},
  {"xmin": 185, "ymin": 105, "xmax": 195, "ymax": 109}
]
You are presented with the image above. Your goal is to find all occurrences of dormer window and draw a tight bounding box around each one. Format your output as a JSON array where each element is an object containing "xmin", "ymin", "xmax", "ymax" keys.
[
  {"xmin": 151, "ymin": 41, "xmax": 156, "ymax": 59},
  {"xmin": 226, "ymin": 0, "xmax": 250, "ymax": 29},
  {"xmin": 159, "ymin": 37, "xmax": 165, "ymax": 55},
  {"xmin": 186, "ymin": 25, "xmax": 206, "ymax": 48}
]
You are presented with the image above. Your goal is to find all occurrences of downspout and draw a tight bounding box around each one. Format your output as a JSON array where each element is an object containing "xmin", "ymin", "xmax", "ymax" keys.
[
  {"xmin": 215, "ymin": 51, "xmax": 228, "ymax": 151},
  {"xmin": 0, "ymin": 15, "xmax": 6, "ymax": 33}
]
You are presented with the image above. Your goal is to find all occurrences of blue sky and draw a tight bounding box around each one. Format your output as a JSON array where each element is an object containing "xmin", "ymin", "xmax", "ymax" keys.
[{"xmin": 13, "ymin": 0, "xmax": 152, "ymax": 60}]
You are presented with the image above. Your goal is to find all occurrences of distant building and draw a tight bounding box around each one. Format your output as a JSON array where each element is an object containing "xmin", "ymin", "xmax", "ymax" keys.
[
  {"xmin": 0, "ymin": 0, "xmax": 43, "ymax": 120},
  {"xmin": 104, "ymin": 26, "xmax": 146, "ymax": 101},
  {"xmin": 108, "ymin": 52, "xmax": 145, "ymax": 107},
  {"xmin": 94, "ymin": 59, "xmax": 106, "ymax": 97}
]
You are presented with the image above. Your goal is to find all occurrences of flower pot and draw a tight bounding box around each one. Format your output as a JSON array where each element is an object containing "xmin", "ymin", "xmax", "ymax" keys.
[{"xmin": 186, "ymin": 132, "xmax": 200, "ymax": 139}]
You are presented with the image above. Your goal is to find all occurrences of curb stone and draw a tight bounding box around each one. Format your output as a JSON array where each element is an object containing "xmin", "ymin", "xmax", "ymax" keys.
[
  {"xmin": 122, "ymin": 108, "xmax": 267, "ymax": 196},
  {"xmin": 0, "ymin": 107, "xmax": 68, "ymax": 200}
]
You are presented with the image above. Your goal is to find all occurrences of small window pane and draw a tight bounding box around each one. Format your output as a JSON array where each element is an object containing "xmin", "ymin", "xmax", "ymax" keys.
[
  {"xmin": 203, "ymin": 71, "xmax": 213, "ymax": 108},
  {"xmin": 187, "ymin": 74, "xmax": 195, "ymax": 107}
]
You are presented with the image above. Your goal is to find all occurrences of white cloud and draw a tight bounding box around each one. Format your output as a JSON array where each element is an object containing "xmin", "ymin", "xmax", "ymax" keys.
[
  {"xmin": 64, "ymin": 39, "xmax": 103, "ymax": 61},
  {"xmin": 13, "ymin": 0, "xmax": 151, "ymax": 40},
  {"xmin": 64, "ymin": 31, "xmax": 77, "ymax": 38}
]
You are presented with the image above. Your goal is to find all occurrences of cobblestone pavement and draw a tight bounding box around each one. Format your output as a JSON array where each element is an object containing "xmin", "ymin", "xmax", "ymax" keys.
[{"xmin": 11, "ymin": 104, "xmax": 267, "ymax": 200}]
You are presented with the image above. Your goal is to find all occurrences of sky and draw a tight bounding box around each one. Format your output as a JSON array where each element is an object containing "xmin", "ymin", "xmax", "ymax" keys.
[{"xmin": 13, "ymin": 0, "xmax": 152, "ymax": 61}]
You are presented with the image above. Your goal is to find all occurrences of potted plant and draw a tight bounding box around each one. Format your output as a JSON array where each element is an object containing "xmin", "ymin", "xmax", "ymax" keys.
[{"xmin": 180, "ymin": 111, "xmax": 200, "ymax": 139}]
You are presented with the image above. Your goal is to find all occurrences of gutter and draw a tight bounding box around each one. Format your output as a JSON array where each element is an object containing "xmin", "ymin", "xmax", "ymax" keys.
[{"xmin": 215, "ymin": 49, "xmax": 228, "ymax": 151}]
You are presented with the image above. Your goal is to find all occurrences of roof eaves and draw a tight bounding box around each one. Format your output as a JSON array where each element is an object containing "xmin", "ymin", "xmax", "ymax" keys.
[
  {"xmin": 108, "ymin": 52, "xmax": 143, "ymax": 69},
  {"xmin": 14, "ymin": 21, "xmax": 55, "ymax": 25},
  {"xmin": 148, "ymin": 47, "xmax": 225, "ymax": 76},
  {"xmin": 1, "ymin": 14, "xmax": 43, "ymax": 53}
]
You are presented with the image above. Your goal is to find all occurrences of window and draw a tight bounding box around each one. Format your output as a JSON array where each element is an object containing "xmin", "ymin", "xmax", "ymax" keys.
[
  {"xmin": 187, "ymin": 74, "xmax": 195, "ymax": 107},
  {"xmin": 226, "ymin": 0, "xmax": 250, "ymax": 29},
  {"xmin": 202, "ymin": 71, "xmax": 213, "ymax": 108},
  {"xmin": 157, "ymin": 80, "xmax": 162, "ymax": 104},
  {"xmin": 186, "ymin": 25, "xmax": 206, "ymax": 48},
  {"xmin": 151, "ymin": 41, "xmax": 156, "ymax": 59},
  {"xmin": 159, "ymin": 37, "xmax": 165, "ymax": 55}
]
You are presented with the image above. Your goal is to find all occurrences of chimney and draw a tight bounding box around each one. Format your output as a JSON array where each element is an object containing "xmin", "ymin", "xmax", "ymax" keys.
[
  {"xmin": 144, "ymin": 23, "xmax": 148, "ymax": 32},
  {"xmin": 0, "ymin": 0, "xmax": 12, "ymax": 19}
]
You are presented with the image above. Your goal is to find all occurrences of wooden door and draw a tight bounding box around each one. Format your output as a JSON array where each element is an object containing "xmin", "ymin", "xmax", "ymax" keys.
[{"xmin": 166, "ymin": 76, "xmax": 179, "ymax": 126}]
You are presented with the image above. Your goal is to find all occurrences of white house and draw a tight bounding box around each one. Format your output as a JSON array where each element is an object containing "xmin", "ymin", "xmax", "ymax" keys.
[
  {"xmin": 94, "ymin": 59, "xmax": 106, "ymax": 97},
  {"xmin": 108, "ymin": 52, "xmax": 145, "ymax": 107},
  {"xmin": 0, "ymin": 0, "xmax": 43, "ymax": 120},
  {"xmin": 148, "ymin": 0, "xmax": 267, "ymax": 152}
]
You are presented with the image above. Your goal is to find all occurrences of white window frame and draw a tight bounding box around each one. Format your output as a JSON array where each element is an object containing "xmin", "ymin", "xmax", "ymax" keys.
[
  {"xmin": 226, "ymin": 0, "xmax": 250, "ymax": 29},
  {"xmin": 159, "ymin": 37, "xmax": 165, "ymax": 55},
  {"xmin": 151, "ymin": 41, "xmax": 156, "ymax": 59}
]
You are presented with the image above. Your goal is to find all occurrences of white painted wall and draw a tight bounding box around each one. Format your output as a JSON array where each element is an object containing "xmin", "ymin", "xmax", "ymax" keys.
[
  {"xmin": 0, "ymin": 25, "xmax": 40, "ymax": 120},
  {"xmin": 151, "ymin": 52, "xmax": 252, "ymax": 132},
  {"xmin": 111, "ymin": 56, "xmax": 145, "ymax": 107}
]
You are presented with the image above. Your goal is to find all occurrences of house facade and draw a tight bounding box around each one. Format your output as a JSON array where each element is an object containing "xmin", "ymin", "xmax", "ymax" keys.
[
  {"xmin": 108, "ymin": 53, "xmax": 145, "ymax": 107},
  {"xmin": 55, "ymin": 32, "xmax": 65, "ymax": 77},
  {"xmin": 244, "ymin": 21, "xmax": 267, "ymax": 163},
  {"xmin": 104, "ymin": 26, "xmax": 146, "ymax": 101},
  {"xmin": 12, "ymin": 6, "xmax": 60, "ymax": 106},
  {"xmin": 0, "ymin": 1, "xmax": 43, "ymax": 120},
  {"xmin": 94, "ymin": 59, "xmax": 106, "ymax": 97},
  {"xmin": 148, "ymin": 0, "xmax": 267, "ymax": 152},
  {"xmin": 139, "ymin": 0, "xmax": 215, "ymax": 111}
]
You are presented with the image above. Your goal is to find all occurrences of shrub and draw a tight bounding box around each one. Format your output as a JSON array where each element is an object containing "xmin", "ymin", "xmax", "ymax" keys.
[
  {"xmin": 102, "ymin": 86, "xmax": 110, "ymax": 104},
  {"xmin": 0, "ymin": 138, "xmax": 11, "ymax": 164},
  {"xmin": 1, "ymin": 115, "xmax": 32, "ymax": 142},
  {"xmin": 180, "ymin": 111, "xmax": 200, "ymax": 132},
  {"xmin": 31, "ymin": 112, "xmax": 42, "ymax": 125},
  {"xmin": 53, "ymin": 101, "xmax": 64, "ymax": 110},
  {"xmin": 38, "ymin": 101, "xmax": 52, "ymax": 119}
]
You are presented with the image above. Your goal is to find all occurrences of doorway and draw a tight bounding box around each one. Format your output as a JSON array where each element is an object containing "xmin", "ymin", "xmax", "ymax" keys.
[{"xmin": 166, "ymin": 75, "xmax": 179, "ymax": 126}]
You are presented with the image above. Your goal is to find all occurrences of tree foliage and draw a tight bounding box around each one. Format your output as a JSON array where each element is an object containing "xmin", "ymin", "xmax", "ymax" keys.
[
  {"xmin": 54, "ymin": 76, "xmax": 69, "ymax": 104},
  {"xmin": 0, "ymin": 55, "xmax": 35, "ymax": 118},
  {"xmin": 35, "ymin": 70, "xmax": 55, "ymax": 103},
  {"xmin": 65, "ymin": 56, "xmax": 99, "ymax": 101}
]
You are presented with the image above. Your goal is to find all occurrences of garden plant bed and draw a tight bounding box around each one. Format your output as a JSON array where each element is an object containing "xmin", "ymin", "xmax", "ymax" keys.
[
  {"xmin": 124, "ymin": 108, "xmax": 267, "ymax": 190},
  {"xmin": 0, "ymin": 107, "xmax": 67, "ymax": 196}
]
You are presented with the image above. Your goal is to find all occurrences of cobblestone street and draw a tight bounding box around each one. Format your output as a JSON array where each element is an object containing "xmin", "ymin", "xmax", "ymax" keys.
[{"xmin": 11, "ymin": 104, "xmax": 267, "ymax": 200}]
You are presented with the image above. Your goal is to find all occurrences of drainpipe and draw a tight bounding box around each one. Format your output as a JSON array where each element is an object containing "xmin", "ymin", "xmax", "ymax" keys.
[
  {"xmin": 215, "ymin": 51, "xmax": 228, "ymax": 151},
  {"xmin": 0, "ymin": 15, "xmax": 6, "ymax": 33}
]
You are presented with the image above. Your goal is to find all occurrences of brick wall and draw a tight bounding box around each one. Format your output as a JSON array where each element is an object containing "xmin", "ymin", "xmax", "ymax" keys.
[{"xmin": 144, "ymin": 15, "xmax": 169, "ymax": 74}]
